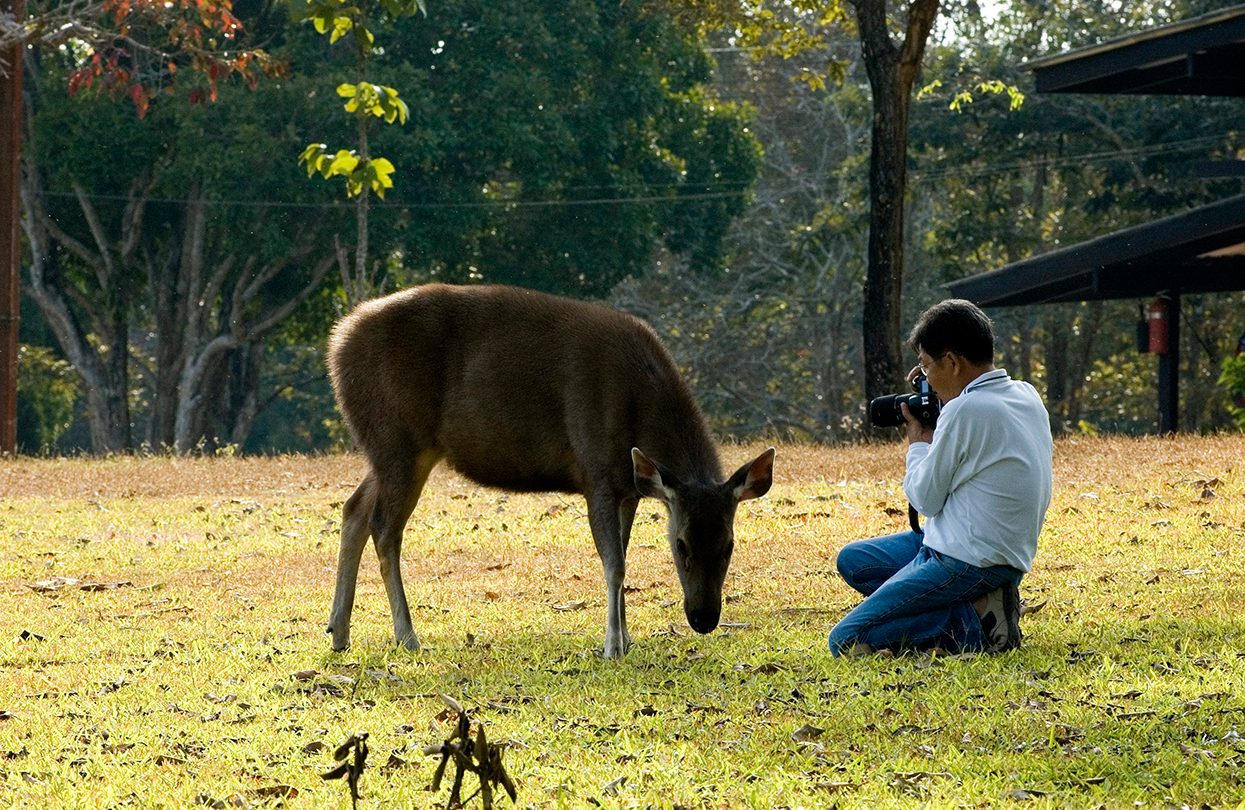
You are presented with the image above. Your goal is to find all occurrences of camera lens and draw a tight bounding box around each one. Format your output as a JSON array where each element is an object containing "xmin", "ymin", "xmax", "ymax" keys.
[{"xmin": 868, "ymin": 394, "xmax": 907, "ymax": 428}]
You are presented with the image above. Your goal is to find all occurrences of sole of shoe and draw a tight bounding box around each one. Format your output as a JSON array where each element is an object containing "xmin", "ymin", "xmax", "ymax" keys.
[{"xmin": 1001, "ymin": 581, "xmax": 1023, "ymax": 651}]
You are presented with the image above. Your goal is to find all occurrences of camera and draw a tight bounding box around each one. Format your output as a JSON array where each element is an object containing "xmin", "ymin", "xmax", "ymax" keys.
[{"xmin": 869, "ymin": 373, "xmax": 940, "ymax": 429}]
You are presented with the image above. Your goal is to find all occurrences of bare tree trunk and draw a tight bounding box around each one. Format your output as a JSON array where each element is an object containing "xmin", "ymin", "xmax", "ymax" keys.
[
  {"xmin": 20, "ymin": 155, "xmax": 136, "ymax": 452},
  {"xmin": 1045, "ymin": 312, "xmax": 1069, "ymax": 433},
  {"xmin": 227, "ymin": 342, "xmax": 265, "ymax": 449},
  {"xmin": 147, "ymin": 191, "xmax": 212, "ymax": 450},
  {"xmin": 172, "ymin": 253, "xmax": 333, "ymax": 453},
  {"xmin": 149, "ymin": 247, "xmax": 182, "ymax": 449},
  {"xmin": 851, "ymin": 0, "xmax": 940, "ymax": 426},
  {"xmin": 1065, "ymin": 300, "xmax": 1103, "ymax": 429}
]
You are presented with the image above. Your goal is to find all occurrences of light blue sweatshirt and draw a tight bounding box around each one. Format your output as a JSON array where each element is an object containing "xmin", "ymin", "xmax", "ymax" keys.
[{"xmin": 904, "ymin": 369, "xmax": 1053, "ymax": 572}]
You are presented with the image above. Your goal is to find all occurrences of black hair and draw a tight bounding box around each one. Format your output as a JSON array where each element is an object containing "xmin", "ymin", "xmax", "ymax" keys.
[{"xmin": 906, "ymin": 299, "xmax": 994, "ymax": 364}]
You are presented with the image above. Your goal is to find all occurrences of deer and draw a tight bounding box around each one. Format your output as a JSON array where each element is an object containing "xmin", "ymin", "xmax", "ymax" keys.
[{"xmin": 325, "ymin": 283, "xmax": 775, "ymax": 658}]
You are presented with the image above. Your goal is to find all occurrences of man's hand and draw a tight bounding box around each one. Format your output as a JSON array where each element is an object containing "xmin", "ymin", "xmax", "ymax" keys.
[{"xmin": 901, "ymin": 402, "xmax": 934, "ymax": 445}]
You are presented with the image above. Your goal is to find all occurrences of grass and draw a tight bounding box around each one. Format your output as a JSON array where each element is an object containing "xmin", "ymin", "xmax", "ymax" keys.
[{"xmin": 1, "ymin": 436, "xmax": 1244, "ymax": 808}]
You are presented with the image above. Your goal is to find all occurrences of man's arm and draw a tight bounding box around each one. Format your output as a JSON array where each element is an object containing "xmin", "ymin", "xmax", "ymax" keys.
[{"xmin": 901, "ymin": 401, "xmax": 962, "ymax": 516}]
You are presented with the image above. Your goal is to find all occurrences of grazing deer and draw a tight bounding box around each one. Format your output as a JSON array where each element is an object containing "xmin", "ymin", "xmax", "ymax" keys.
[{"xmin": 326, "ymin": 283, "xmax": 775, "ymax": 658}]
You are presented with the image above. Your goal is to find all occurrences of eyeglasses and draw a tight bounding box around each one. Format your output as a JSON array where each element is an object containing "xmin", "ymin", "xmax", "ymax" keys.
[{"xmin": 915, "ymin": 353, "xmax": 947, "ymax": 374}]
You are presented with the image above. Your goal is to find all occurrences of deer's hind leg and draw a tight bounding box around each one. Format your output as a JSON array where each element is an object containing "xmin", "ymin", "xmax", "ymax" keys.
[
  {"xmin": 370, "ymin": 447, "xmax": 442, "ymax": 650},
  {"xmin": 328, "ymin": 471, "xmax": 379, "ymax": 651}
]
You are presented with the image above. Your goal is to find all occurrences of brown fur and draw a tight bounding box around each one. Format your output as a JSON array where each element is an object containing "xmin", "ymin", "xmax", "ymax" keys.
[{"xmin": 326, "ymin": 283, "xmax": 774, "ymax": 657}]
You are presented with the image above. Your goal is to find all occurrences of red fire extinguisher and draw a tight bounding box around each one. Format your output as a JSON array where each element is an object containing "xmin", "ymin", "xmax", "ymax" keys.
[{"xmin": 1147, "ymin": 298, "xmax": 1169, "ymax": 355}]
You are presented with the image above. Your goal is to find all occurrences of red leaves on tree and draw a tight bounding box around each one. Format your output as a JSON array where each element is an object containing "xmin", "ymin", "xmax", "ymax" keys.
[{"xmin": 65, "ymin": 0, "xmax": 284, "ymax": 117}]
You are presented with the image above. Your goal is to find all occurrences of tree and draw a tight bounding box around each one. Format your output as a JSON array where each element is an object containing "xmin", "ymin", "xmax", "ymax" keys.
[
  {"xmin": 613, "ymin": 31, "xmax": 874, "ymax": 440},
  {"xmin": 850, "ymin": 0, "xmax": 939, "ymax": 414},
  {"xmin": 23, "ymin": 48, "xmax": 336, "ymax": 452},
  {"xmin": 301, "ymin": 0, "xmax": 761, "ymax": 298},
  {"xmin": 293, "ymin": 0, "xmax": 425, "ymax": 305},
  {"xmin": 21, "ymin": 0, "xmax": 762, "ymax": 452},
  {"xmin": 3, "ymin": 0, "xmax": 281, "ymax": 453},
  {"xmin": 672, "ymin": 0, "xmax": 946, "ymax": 425},
  {"xmin": 3, "ymin": 0, "xmax": 279, "ymax": 107}
]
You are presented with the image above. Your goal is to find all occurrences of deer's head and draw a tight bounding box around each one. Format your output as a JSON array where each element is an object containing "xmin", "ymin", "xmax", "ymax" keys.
[{"xmin": 632, "ymin": 447, "xmax": 775, "ymax": 633}]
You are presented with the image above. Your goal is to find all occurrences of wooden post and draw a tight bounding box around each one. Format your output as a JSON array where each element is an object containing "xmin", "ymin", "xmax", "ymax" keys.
[{"xmin": 0, "ymin": 0, "xmax": 24, "ymax": 454}]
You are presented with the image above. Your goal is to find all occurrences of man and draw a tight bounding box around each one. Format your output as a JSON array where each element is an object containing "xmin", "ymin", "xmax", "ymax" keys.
[{"xmin": 828, "ymin": 299, "xmax": 1053, "ymax": 656}]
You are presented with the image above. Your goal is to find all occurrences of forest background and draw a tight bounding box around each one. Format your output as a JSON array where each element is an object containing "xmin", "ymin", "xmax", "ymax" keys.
[{"xmin": 13, "ymin": 0, "xmax": 1245, "ymax": 455}]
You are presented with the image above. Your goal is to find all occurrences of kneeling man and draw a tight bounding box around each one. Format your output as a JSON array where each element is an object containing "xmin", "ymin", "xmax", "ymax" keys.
[{"xmin": 829, "ymin": 299, "xmax": 1053, "ymax": 656}]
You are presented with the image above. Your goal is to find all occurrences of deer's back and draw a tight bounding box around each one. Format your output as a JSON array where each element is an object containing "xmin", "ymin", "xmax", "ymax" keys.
[{"xmin": 328, "ymin": 284, "xmax": 719, "ymax": 494}]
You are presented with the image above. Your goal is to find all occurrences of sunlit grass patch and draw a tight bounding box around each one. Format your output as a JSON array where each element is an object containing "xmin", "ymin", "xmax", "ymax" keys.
[{"xmin": 1, "ymin": 436, "xmax": 1244, "ymax": 807}]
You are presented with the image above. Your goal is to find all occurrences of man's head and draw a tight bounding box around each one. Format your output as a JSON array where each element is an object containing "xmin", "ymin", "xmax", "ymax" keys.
[
  {"xmin": 907, "ymin": 299, "xmax": 995, "ymax": 362},
  {"xmin": 908, "ymin": 299, "xmax": 996, "ymax": 402}
]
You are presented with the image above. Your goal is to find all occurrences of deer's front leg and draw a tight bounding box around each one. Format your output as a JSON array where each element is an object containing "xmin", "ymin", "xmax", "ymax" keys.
[{"xmin": 587, "ymin": 491, "xmax": 632, "ymax": 658}]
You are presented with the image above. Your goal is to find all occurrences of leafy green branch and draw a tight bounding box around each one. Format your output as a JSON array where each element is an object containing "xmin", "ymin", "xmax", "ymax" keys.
[
  {"xmin": 918, "ymin": 78, "xmax": 1026, "ymax": 112},
  {"xmin": 298, "ymin": 83, "xmax": 407, "ymax": 199},
  {"xmin": 291, "ymin": 0, "xmax": 425, "ymax": 302}
]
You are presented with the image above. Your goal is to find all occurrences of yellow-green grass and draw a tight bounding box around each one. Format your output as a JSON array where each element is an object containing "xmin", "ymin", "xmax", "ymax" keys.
[{"xmin": 1, "ymin": 437, "xmax": 1244, "ymax": 808}]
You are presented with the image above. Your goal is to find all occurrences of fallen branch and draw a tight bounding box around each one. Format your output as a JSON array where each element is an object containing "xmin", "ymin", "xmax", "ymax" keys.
[
  {"xmin": 424, "ymin": 694, "xmax": 517, "ymax": 809},
  {"xmin": 321, "ymin": 731, "xmax": 369, "ymax": 810}
]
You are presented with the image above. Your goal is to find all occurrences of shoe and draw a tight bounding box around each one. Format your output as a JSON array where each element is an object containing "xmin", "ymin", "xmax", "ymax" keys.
[
  {"xmin": 978, "ymin": 583, "xmax": 1022, "ymax": 653},
  {"xmin": 1020, "ymin": 598, "xmax": 1047, "ymax": 618}
]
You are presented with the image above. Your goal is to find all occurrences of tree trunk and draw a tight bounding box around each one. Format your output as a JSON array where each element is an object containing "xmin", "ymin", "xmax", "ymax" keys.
[
  {"xmin": 172, "ymin": 253, "xmax": 333, "ymax": 454},
  {"xmin": 227, "ymin": 342, "xmax": 265, "ymax": 449},
  {"xmin": 1045, "ymin": 312, "xmax": 1069, "ymax": 433},
  {"xmin": 851, "ymin": 0, "xmax": 940, "ymax": 425},
  {"xmin": 149, "ymin": 241, "xmax": 184, "ymax": 449},
  {"xmin": 1065, "ymin": 300, "xmax": 1103, "ymax": 429},
  {"xmin": 20, "ymin": 157, "xmax": 133, "ymax": 452}
]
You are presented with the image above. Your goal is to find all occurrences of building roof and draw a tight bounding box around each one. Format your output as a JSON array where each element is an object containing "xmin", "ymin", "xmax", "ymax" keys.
[
  {"xmin": 1026, "ymin": 5, "xmax": 1245, "ymax": 96},
  {"xmin": 945, "ymin": 8, "xmax": 1245, "ymax": 308},
  {"xmin": 944, "ymin": 195, "xmax": 1245, "ymax": 306}
]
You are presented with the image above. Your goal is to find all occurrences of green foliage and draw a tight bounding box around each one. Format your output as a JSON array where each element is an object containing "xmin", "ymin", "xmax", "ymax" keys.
[
  {"xmin": 15, "ymin": 345, "xmax": 77, "ymax": 453},
  {"xmin": 299, "ymin": 144, "xmax": 397, "ymax": 198},
  {"xmin": 920, "ymin": 78, "xmax": 1025, "ymax": 112},
  {"xmin": 1218, "ymin": 353, "xmax": 1245, "ymax": 429},
  {"xmin": 337, "ymin": 82, "xmax": 408, "ymax": 124},
  {"xmin": 292, "ymin": 0, "xmax": 423, "ymax": 201},
  {"xmin": 297, "ymin": 82, "xmax": 406, "ymax": 197},
  {"xmin": 346, "ymin": 0, "xmax": 761, "ymax": 296},
  {"xmin": 294, "ymin": 0, "xmax": 427, "ymax": 51}
]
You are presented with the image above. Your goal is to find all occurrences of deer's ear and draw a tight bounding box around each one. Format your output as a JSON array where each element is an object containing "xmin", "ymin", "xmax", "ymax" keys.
[
  {"xmin": 728, "ymin": 447, "xmax": 775, "ymax": 503},
  {"xmin": 632, "ymin": 448, "xmax": 676, "ymax": 504}
]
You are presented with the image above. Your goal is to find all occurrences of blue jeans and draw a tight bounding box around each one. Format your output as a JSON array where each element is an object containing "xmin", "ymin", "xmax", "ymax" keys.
[{"xmin": 828, "ymin": 530, "xmax": 1023, "ymax": 655}]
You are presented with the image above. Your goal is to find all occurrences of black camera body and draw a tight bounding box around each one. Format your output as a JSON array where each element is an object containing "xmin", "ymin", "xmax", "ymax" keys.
[{"xmin": 869, "ymin": 373, "xmax": 941, "ymax": 429}]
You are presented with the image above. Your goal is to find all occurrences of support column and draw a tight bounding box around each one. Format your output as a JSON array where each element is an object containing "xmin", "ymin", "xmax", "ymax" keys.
[{"xmin": 0, "ymin": 0, "xmax": 24, "ymax": 454}]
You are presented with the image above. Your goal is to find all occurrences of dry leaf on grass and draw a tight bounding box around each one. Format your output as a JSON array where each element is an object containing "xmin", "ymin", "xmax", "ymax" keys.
[
  {"xmin": 29, "ymin": 577, "xmax": 134, "ymax": 593},
  {"xmin": 792, "ymin": 724, "xmax": 825, "ymax": 742}
]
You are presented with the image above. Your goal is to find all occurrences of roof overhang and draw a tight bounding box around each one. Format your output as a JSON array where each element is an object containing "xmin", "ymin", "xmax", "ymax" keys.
[
  {"xmin": 944, "ymin": 195, "xmax": 1245, "ymax": 307},
  {"xmin": 1026, "ymin": 5, "xmax": 1245, "ymax": 96}
]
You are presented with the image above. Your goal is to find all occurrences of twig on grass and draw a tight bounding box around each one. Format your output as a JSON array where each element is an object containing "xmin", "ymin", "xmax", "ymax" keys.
[
  {"xmin": 321, "ymin": 731, "xmax": 369, "ymax": 809},
  {"xmin": 424, "ymin": 694, "xmax": 517, "ymax": 809}
]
